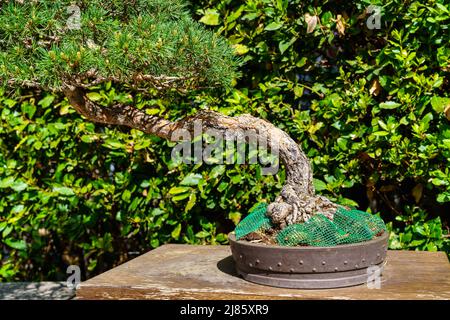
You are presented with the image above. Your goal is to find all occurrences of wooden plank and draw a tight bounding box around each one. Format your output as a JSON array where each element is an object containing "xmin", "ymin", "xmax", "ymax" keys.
[{"xmin": 76, "ymin": 245, "xmax": 450, "ymax": 300}]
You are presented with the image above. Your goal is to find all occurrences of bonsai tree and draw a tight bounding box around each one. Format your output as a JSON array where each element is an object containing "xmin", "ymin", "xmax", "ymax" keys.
[{"xmin": 0, "ymin": 0, "xmax": 339, "ymax": 231}]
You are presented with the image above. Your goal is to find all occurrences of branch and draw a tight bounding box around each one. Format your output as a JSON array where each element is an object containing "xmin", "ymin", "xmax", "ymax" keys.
[
  {"xmin": 64, "ymin": 86, "xmax": 313, "ymax": 192},
  {"xmin": 63, "ymin": 86, "xmax": 338, "ymax": 226},
  {"xmin": 7, "ymin": 79, "xmax": 43, "ymax": 89},
  {"xmin": 65, "ymin": 70, "xmax": 202, "ymax": 91},
  {"xmin": 63, "ymin": 86, "xmax": 174, "ymax": 139}
]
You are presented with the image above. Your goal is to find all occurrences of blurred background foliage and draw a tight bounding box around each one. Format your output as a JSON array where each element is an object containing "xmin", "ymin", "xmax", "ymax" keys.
[{"xmin": 1, "ymin": 0, "xmax": 450, "ymax": 281}]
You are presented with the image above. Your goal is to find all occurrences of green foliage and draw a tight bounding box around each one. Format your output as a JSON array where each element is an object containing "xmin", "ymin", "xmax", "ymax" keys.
[
  {"xmin": 388, "ymin": 206, "xmax": 450, "ymax": 252},
  {"xmin": 0, "ymin": 86, "xmax": 281, "ymax": 281},
  {"xmin": 0, "ymin": 0, "xmax": 239, "ymax": 90},
  {"xmin": 1, "ymin": 0, "xmax": 450, "ymax": 281},
  {"xmin": 190, "ymin": 0, "xmax": 450, "ymax": 249}
]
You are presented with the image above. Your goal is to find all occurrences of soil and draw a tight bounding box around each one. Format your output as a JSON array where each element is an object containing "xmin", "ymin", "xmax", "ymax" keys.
[{"xmin": 242, "ymin": 230, "xmax": 278, "ymax": 245}]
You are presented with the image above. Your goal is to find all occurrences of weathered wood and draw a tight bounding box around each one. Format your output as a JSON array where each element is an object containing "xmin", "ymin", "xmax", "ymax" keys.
[{"xmin": 76, "ymin": 245, "xmax": 450, "ymax": 300}]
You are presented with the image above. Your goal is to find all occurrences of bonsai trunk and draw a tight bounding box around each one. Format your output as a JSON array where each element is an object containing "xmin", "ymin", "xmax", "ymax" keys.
[{"xmin": 64, "ymin": 86, "xmax": 339, "ymax": 229}]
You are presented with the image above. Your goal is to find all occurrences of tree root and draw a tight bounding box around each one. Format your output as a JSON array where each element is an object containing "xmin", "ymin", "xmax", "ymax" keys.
[{"xmin": 267, "ymin": 185, "xmax": 339, "ymax": 229}]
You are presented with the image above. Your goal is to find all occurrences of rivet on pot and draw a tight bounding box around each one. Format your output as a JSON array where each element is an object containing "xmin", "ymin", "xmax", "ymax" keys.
[
  {"xmin": 362, "ymin": 258, "xmax": 366, "ymax": 263},
  {"xmin": 312, "ymin": 268, "xmax": 317, "ymax": 272},
  {"xmin": 290, "ymin": 268, "xmax": 294, "ymax": 273},
  {"xmin": 322, "ymin": 261, "xmax": 326, "ymax": 265},
  {"xmin": 334, "ymin": 267, "xmax": 339, "ymax": 272},
  {"xmin": 355, "ymin": 264, "xmax": 359, "ymax": 268},
  {"xmin": 277, "ymin": 262, "xmax": 282, "ymax": 267},
  {"xmin": 344, "ymin": 260, "xmax": 348, "ymax": 265},
  {"xmin": 269, "ymin": 266, "xmax": 273, "ymax": 271},
  {"xmin": 249, "ymin": 263, "xmax": 253, "ymax": 267},
  {"xmin": 255, "ymin": 259, "xmax": 260, "ymax": 265},
  {"xmin": 299, "ymin": 260, "xmax": 304, "ymax": 265}
]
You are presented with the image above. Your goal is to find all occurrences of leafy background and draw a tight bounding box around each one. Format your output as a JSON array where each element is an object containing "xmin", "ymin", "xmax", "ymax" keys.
[{"xmin": 1, "ymin": 0, "xmax": 449, "ymax": 281}]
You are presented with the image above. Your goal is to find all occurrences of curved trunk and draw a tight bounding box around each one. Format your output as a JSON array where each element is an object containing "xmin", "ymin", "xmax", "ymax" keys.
[{"xmin": 64, "ymin": 86, "xmax": 339, "ymax": 228}]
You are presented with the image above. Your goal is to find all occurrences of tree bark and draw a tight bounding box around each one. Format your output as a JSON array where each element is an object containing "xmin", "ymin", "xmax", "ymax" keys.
[{"xmin": 63, "ymin": 86, "xmax": 339, "ymax": 228}]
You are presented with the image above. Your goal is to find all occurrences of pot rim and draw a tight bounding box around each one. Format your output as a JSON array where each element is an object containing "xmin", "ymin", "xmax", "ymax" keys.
[{"xmin": 228, "ymin": 229, "xmax": 388, "ymax": 250}]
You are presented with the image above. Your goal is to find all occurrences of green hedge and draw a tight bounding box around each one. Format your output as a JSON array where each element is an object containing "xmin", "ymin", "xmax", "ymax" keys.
[{"xmin": 1, "ymin": 0, "xmax": 449, "ymax": 281}]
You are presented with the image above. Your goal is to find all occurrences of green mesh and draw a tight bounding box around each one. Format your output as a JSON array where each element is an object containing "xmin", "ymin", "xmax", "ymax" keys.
[
  {"xmin": 235, "ymin": 203, "xmax": 272, "ymax": 240},
  {"xmin": 235, "ymin": 203, "xmax": 386, "ymax": 246},
  {"xmin": 333, "ymin": 208, "xmax": 387, "ymax": 245},
  {"xmin": 276, "ymin": 214, "xmax": 345, "ymax": 246}
]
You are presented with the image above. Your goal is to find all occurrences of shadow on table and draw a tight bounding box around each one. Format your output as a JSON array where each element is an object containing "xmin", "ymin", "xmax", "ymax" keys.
[{"xmin": 216, "ymin": 255, "xmax": 241, "ymax": 278}]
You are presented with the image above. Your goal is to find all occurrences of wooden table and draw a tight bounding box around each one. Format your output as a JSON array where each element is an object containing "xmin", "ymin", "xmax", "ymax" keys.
[{"xmin": 76, "ymin": 244, "xmax": 450, "ymax": 300}]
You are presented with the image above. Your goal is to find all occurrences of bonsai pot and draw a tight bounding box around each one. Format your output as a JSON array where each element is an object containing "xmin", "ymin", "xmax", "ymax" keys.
[{"xmin": 229, "ymin": 231, "xmax": 389, "ymax": 289}]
